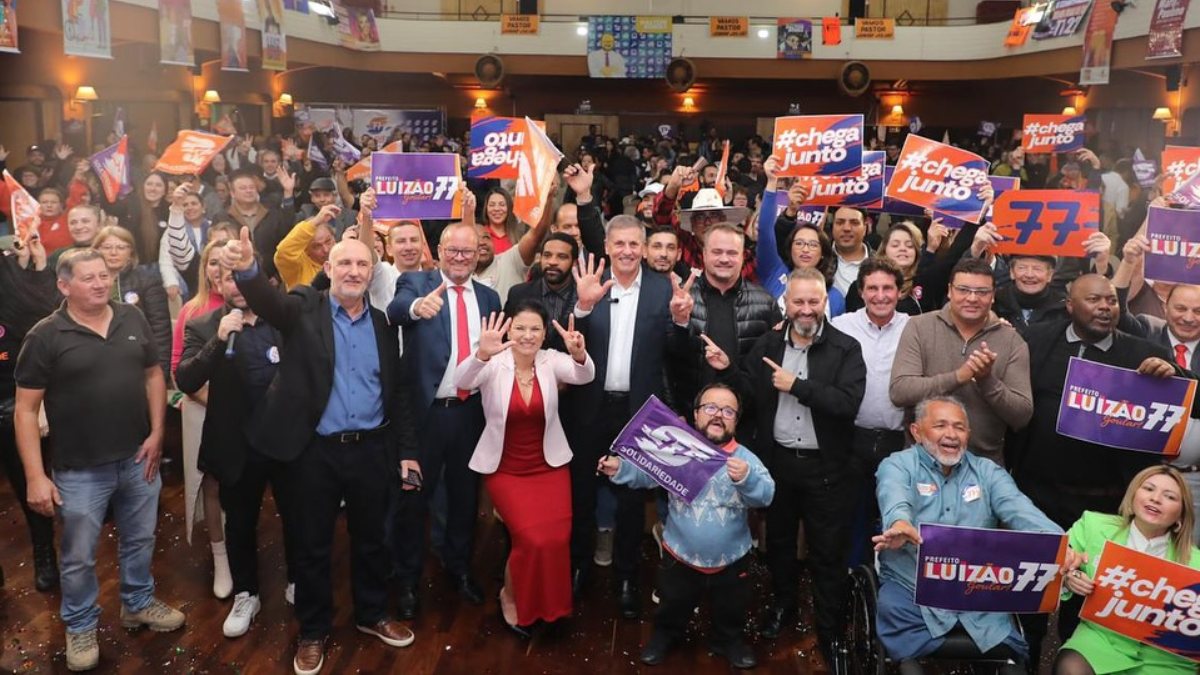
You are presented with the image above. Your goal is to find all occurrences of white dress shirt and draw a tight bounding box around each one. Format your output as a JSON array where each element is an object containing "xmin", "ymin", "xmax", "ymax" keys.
[
  {"xmin": 833, "ymin": 247, "xmax": 868, "ymax": 296},
  {"xmin": 602, "ymin": 269, "xmax": 642, "ymax": 392},
  {"xmin": 411, "ymin": 272, "xmax": 483, "ymax": 399},
  {"xmin": 831, "ymin": 308, "xmax": 909, "ymax": 430},
  {"xmin": 1126, "ymin": 522, "xmax": 1170, "ymax": 559},
  {"xmin": 1167, "ymin": 333, "xmax": 1200, "ymax": 369}
]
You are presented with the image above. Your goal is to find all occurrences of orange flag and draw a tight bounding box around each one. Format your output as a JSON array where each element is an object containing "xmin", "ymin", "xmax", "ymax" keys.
[
  {"xmin": 147, "ymin": 121, "xmax": 159, "ymax": 154},
  {"xmin": 822, "ymin": 17, "xmax": 841, "ymax": 45},
  {"xmin": 714, "ymin": 140, "xmax": 731, "ymax": 199},
  {"xmin": 155, "ymin": 130, "xmax": 234, "ymax": 175},
  {"xmin": 512, "ymin": 116, "xmax": 563, "ymax": 225},
  {"xmin": 4, "ymin": 170, "xmax": 41, "ymax": 242}
]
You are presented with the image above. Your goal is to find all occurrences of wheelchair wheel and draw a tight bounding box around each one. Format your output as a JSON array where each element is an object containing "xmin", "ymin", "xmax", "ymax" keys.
[{"xmin": 844, "ymin": 564, "xmax": 886, "ymax": 675}]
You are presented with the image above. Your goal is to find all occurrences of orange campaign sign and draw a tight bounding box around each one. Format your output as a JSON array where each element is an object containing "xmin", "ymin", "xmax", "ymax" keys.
[
  {"xmin": 991, "ymin": 190, "xmax": 1100, "ymax": 257},
  {"xmin": 1162, "ymin": 145, "xmax": 1200, "ymax": 195},
  {"xmin": 884, "ymin": 134, "xmax": 991, "ymax": 221},
  {"xmin": 346, "ymin": 141, "xmax": 403, "ymax": 183},
  {"xmin": 512, "ymin": 116, "xmax": 563, "ymax": 225},
  {"xmin": 500, "ymin": 14, "xmax": 539, "ymax": 35},
  {"xmin": 154, "ymin": 130, "xmax": 234, "ymax": 175},
  {"xmin": 1004, "ymin": 8, "xmax": 1035, "ymax": 47},
  {"xmin": 709, "ymin": 16, "xmax": 748, "ymax": 37},
  {"xmin": 1080, "ymin": 541, "xmax": 1200, "ymax": 662},
  {"xmin": 822, "ymin": 17, "xmax": 842, "ymax": 45},
  {"xmin": 3, "ymin": 170, "xmax": 39, "ymax": 242}
]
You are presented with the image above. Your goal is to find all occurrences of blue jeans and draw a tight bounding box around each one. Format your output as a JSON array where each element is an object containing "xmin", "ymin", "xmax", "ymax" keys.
[{"xmin": 55, "ymin": 455, "xmax": 161, "ymax": 633}]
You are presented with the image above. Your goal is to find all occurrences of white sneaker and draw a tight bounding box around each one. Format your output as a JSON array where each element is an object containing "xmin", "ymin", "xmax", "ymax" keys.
[
  {"xmin": 593, "ymin": 528, "xmax": 614, "ymax": 567},
  {"xmin": 222, "ymin": 592, "xmax": 261, "ymax": 638},
  {"xmin": 212, "ymin": 541, "xmax": 233, "ymax": 599},
  {"xmin": 651, "ymin": 522, "xmax": 665, "ymax": 559},
  {"xmin": 285, "ymin": 583, "xmax": 295, "ymax": 606}
]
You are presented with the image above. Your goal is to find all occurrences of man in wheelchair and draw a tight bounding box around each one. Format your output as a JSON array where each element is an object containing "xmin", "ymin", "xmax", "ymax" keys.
[{"xmin": 871, "ymin": 396, "xmax": 1063, "ymax": 672}]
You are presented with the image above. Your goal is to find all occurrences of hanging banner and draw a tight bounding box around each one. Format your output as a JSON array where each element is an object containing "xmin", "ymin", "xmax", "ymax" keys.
[
  {"xmin": 154, "ymin": 130, "xmax": 234, "ymax": 176},
  {"xmin": 1162, "ymin": 145, "xmax": 1200, "ymax": 195},
  {"xmin": 915, "ymin": 525, "xmax": 1067, "ymax": 613},
  {"xmin": 346, "ymin": 141, "xmax": 403, "ymax": 183},
  {"xmin": 1022, "ymin": 114, "xmax": 1087, "ymax": 154},
  {"xmin": 611, "ymin": 395, "xmax": 728, "ymax": 504},
  {"xmin": 0, "ymin": 0, "xmax": 18, "ymax": 54},
  {"xmin": 587, "ymin": 16, "xmax": 672, "ymax": 78},
  {"xmin": 1145, "ymin": 206, "xmax": 1200, "ymax": 284},
  {"xmin": 884, "ymin": 135, "xmax": 990, "ymax": 222},
  {"xmin": 794, "ymin": 150, "xmax": 885, "ymax": 209},
  {"xmin": 469, "ymin": 116, "xmax": 548, "ymax": 180},
  {"xmin": 1057, "ymin": 357, "xmax": 1196, "ymax": 456},
  {"xmin": 854, "ymin": 18, "xmax": 895, "ymax": 38},
  {"xmin": 822, "ymin": 17, "xmax": 842, "ymax": 45},
  {"xmin": 1079, "ymin": 0, "xmax": 1117, "ymax": 85},
  {"xmin": 217, "ymin": 0, "xmax": 248, "ymax": 71},
  {"xmin": 1033, "ymin": 0, "xmax": 1095, "ymax": 39},
  {"xmin": 3, "ymin": 170, "xmax": 39, "ymax": 242},
  {"xmin": 1004, "ymin": 7, "xmax": 1036, "ymax": 47},
  {"xmin": 500, "ymin": 14, "xmax": 539, "ymax": 35},
  {"xmin": 991, "ymin": 190, "xmax": 1100, "ymax": 257},
  {"xmin": 89, "ymin": 136, "xmax": 132, "ymax": 203},
  {"xmin": 371, "ymin": 153, "xmax": 463, "ymax": 221},
  {"xmin": 776, "ymin": 18, "xmax": 813, "ymax": 59},
  {"xmin": 512, "ymin": 116, "xmax": 564, "ymax": 225},
  {"xmin": 159, "ymin": 0, "xmax": 194, "ymax": 66},
  {"xmin": 284, "ymin": 0, "xmax": 308, "ymax": 12},
  {"xmin": 709, "ymin": 16, "xmax": 748, "ymax": 37},
  {"xmin": 259, "ymin": 0, "xmax": 287, "ymax": 71},
  {"xmin": 1080, "ymin": 541, "xmax": 1200, "ymax": 662},
  {"xmin": 351, "ymin": 108, "xmax": 444, "ymax": 145},
  {"xmin": 1148, "ymin": 0, "xmax": 1191, "ymax": 59},
  {"xmin": 335, "ymin": 1, "xmax": 380, "ymax": 51},
  {"xmin": 772, "ymin": 115, "xmax": 864, "ymax": 178},
  {"xmin": 62, "ymin": 0, "xmax": 111, "ymax": 59}
]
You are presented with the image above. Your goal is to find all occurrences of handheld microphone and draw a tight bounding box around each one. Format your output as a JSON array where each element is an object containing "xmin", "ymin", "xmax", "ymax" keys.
[{"xmin": 224, "ymin": 309, "xmax": 243, "ymax": 360}]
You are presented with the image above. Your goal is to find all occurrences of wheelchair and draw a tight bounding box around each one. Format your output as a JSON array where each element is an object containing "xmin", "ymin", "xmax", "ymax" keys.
[{"xmin": 839, "ymin": 564, "xmax": 1028, "ymax": 675}]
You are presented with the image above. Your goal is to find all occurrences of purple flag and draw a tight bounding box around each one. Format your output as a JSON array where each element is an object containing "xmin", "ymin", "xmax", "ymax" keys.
[
  {"xmin": 371, "ymin": 152, "xmax": 462, "ymax": 220},
  {"xmin": 331, "ymin": 127, "xmax": 362, "ymax": 165},
  {"xmin": 1145, "ymin": 206, "xmax": 1200, "ymax": 284},
  {"xmin": 1056, "ymin": 357, "xmax": 1197, "ymax": 457},
  {"xmin": 915, "ymin": 524, "xmax": 1067, "ymax": 613},
  {"xmin": 1169, "ymin": 167, "xmax": 1200, "ymax": 209},
  {"xmin": 89, "ymin": 136, "xmax": 132, "ymax": 203},
  {"xmin": 307, "ymin": 133, "xmax": 327, "ymax": 170},
  {"xmin": 610, "ymin": 395, "xmax": 727, "ymax": 504}
]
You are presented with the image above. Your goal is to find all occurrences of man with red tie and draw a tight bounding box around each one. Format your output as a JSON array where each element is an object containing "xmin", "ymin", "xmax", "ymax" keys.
[{"xmin": 388, "ymin": 221, "xmax": 502, "ymax": 619}]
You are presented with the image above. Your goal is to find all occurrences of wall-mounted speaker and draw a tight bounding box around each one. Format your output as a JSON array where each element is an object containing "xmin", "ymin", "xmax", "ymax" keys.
[
  {"xmin": 838, "ymin": 61, "xmax": 872, "ymax": 97},
  {"xmin": 475, "ymin": 54, "xmax": 505, "ymax": 89},
  {"xmin": 665, "ymin": 57, "xmax": 696, "ymax": 93}
]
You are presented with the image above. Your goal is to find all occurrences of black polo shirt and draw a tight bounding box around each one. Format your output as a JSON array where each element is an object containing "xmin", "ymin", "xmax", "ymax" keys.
[{"xmin": 15, "ymin": 302, "xmax": 159, "ymax": 470}]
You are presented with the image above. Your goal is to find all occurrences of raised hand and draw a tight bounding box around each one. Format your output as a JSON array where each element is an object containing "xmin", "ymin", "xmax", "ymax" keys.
[
  {"xmin": 970, "ymin": 223, "xmax": 1002, "ymax": 259},
  {"xmin": 762, "ymin": 356, "xmax": 798, "ymax": 393},
  {"xmin": 54, "ymin": 144, "xmax": 73, "ymax": 160},
  {"xmin": 926, "ymin": 218, "xmax": 949, "ymax": 252},
  {"xmin": 219, "ymin": 226, "xmax": 256, "ymax": 272},
  {"xmin": 171, "ymin": 184, "xmax": 190, "ymax": 209},
  {"xmin": 564, "ymin": 162, "xmax": 594, "ymax": 200},
  {"xmin": 785, "ymin": 181, "xmax": 810, "ymax": 216},
  {"xmin": 977, "ymin": 182, "xmax": 995, "ymax": 214},
  {"xmin": 669, "ymin": 269, "xmax": 697, "ymax": 325},
  {"xmin": 573, "ymin": 254, "xmax": 615, "ymax": 312},
  {"xmin": 313, "ymin": 203, "xmax": 341, "ymax": 226},
  {"xmin": 278, "ymin": 166, "xmax": 296, "ymax": 196},
  {"xmin": 763, "ymin": 155, "xmax": 780, "ymax": 180},
  {"xmin": 459, "ymin": 186, "xmax": 476, "ymax": 227},
  {"xmin": 1122, "ymin": 233, "xmax": 1149, "ymax": 265},
  {"xmin": 1083, "ymin": 231, "xmax": 1112, "ymax": 273},
  {"xmin": 413, "ymin": 280, "xmax": 447, "ymax": 320},
  {"xmin": 476, "ymin": 312, "xmax": 513, "ymax": 361},
  {"xmin": 700, "ymin": 332, "xmax": 730, "ymax": 371},
  {"xmin": 552, "ymin": 314, "xmax": 587, "ymax": 362}
]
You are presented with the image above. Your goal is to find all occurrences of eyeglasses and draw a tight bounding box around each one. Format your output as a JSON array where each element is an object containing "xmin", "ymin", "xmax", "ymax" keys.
[
  {"xmin": 792, "ymin": 240, "xmax": 821, "ymax": 250},
  {"xmin": 442, "ymin": 247, "xmax": 475, "ymax": 259},
  {"xmin": 951, "ymin": 285, "xmax": 993, "ymax": 298},
  {"xmin": 97, "ymin": 243, "xmax": 131, "ymax": 253},
  {"xmin": 695, "ymin": 403, "xmax": 738, "ymax": 420}
]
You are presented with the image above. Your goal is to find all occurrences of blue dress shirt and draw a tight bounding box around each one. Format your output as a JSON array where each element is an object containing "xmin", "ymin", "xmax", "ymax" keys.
[{"xmin": 317, "ymin": 296, "xmax": 384, "ymax": 435}]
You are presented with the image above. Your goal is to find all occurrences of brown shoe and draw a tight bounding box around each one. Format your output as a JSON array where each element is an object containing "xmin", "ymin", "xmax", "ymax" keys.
[
  {"xmin": 356, "ymin": 619, "xmax": 415, "ymax": 648},
  {"xmin": 293, "ymin": 638, "xmax": 325, "ymax": 675}
]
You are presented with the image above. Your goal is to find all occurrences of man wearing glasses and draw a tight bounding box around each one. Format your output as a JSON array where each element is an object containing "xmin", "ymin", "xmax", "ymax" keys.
[
  {"xmin": 889, "ymin": 257, "xmax": 1033, "ymax": 468},
  {"xmin": 388, "ymin": 221, "xmax": 502, "ymax": 618},
  {"xmin": 598, "ymin": 382, "xmax": 774, "ymax": 669}
]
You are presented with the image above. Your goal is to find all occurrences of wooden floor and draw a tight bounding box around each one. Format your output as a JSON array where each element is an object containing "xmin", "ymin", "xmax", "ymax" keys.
[{"xmin": 0, "ymin": 410, "xmax": 835, "ymax": 674}]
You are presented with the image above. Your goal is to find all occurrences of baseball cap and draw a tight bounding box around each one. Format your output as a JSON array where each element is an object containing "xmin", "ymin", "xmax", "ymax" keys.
[{"xmin": 309, "ymin": 177, "xmax": 336, "ymax": 192}]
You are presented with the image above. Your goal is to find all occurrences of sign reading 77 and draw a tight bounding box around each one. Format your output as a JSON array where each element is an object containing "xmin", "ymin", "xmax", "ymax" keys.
[{"xmin": 992, "ymin": 190, "xmax": 1100, "ymax": 257}]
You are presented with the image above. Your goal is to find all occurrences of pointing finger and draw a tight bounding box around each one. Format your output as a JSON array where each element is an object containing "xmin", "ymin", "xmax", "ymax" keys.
[
  {"xmin": 762, "ymin": 357, "xmax": 784, "ymax": 372},
  {"xmin": 700, "ymin": 333, "xmax": 718, "ymax": 350}
]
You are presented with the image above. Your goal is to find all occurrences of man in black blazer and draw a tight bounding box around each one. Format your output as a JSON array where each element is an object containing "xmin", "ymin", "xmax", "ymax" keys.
[
  {"xmin": 388, "ymin": 221, "xmax": 502, "ymax": 618},
  {"xmin": 1122, "ymin": 284, "xmax": 1200, "ymax": 373},
  {"xmin": 566, "ymin": 215, "xmax": 694, "ymax": 618},
  {"xmin": 175, "ymin": 266, "xmax": 296, "ymax": 640},
  {"xmin": 220, "ymin": 228, "xmax": 418, "ymax": 675}
]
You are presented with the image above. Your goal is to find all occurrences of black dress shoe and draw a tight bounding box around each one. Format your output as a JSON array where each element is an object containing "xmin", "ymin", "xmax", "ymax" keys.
[
  {"xmin": 397, "ymin": 586, "xmax": 420, "ymax": 620},
  {"xmin": 639, "ymin": 632, "xmax": 673, "ymax": 666},
  {"xmin": 497, "ymin": 597, "xmax": 533, "ymax": 640},
  {"xmin": 571, "ymin": 568, "xmax": 587, "ymax": 599},
  {"xmin": 711, "ymin": 640, "xmax": 758, "ymax": 669},
  {"xmin": 617, "ymin": 580, "xmax": 640, "ymax": 619},
  {"xmin": 452, "ymin": 574, "xmax": 485, "ymax": 605},
  {"xmin": 33, "ymin": 544, "xmax": 58, "ymax": 592},
  {"xmin": 758, "ymin": 605, "xmax": 795, "ymax": 640}
]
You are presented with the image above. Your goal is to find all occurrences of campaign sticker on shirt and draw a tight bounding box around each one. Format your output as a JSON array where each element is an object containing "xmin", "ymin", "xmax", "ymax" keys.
[
  {"xmin": 962, "ymin": 484, "xmax": 981, "ymax": 502},
  {"xmin": 0, "ymin": 324, "xmax": 6, "ymax": 339},
  {"xmin": 917, "ymin": 482, "xmax": 938, "ymax": 497},
  {"xmin": 123, "ymin": 291, "xmax": 140, "ymax": 304},
  {"xmin": 267, "ymin": 346, "xmax": 280, "ymax": 364}
]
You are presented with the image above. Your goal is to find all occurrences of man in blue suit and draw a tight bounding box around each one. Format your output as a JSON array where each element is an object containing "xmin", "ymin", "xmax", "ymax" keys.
[
  {"xmin": 567, "ymin": 215, "xmax": 695, "ymax": 618},
  {"xmin": 388, "ymin": 221, "xmax": 501, "ymax": 618}
]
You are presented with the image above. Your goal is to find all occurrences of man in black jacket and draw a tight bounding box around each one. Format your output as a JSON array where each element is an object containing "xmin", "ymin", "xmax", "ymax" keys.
[
  {"xmin": 176, "ymin": 266, "xmax": 296, "ymax": 640},
  {"xmin": 220, "ymin": 228, "xmax": 418, "ymax": 675},
  {"xmin": 711, "ymin": 266, "xmax": 866, "ymax": 665},
  {"xmin": 991, "ymin": 254, "xmax": 1067, "ymax": 335},
  {"xmin": 504, "ymin": 233, "xmax": 578, "ymax": 353}
]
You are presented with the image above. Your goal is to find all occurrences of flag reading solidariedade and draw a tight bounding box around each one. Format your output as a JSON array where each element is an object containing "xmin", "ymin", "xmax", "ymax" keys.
[{"xmin": 610, "ymin": 396, "xmax": 727, "ymax": 504}]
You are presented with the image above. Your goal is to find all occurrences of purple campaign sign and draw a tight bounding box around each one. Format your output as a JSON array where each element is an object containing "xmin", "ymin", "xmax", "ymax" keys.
[
  {"xmin": 1056, "ymin": 357, "xmax": 1197, "ymax": 457},
  {"xmin": 371, "ymin": 153, "xmax": 462, "ymax": 220},
  {"xmin": 916, "ymin": 524, "xmax": 1067, "ymax": 613},
  {"xmin": 610, "ymin": 395, "xmax": 727, "ymax": 504},
  {"xmin": 1145, "ymin": 206, "xmax": 1200, "ymax": 284}
]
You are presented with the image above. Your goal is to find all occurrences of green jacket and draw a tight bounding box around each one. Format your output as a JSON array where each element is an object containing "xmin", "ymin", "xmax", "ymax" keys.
[{"xmin": 1061, "ymin": 511, "xmax": 1200, "ymax": 674}]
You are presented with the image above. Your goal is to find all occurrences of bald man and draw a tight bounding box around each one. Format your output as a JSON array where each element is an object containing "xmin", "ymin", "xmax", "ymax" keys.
[{"xmin": 222, "ymin": 230, "xmax": 419, "ymax": 674}]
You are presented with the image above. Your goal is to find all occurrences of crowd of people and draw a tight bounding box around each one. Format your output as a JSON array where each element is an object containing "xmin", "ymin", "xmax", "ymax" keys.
[{"xmin": 0, "ymin": 119, "xmax": 1195, "ymax": 675}]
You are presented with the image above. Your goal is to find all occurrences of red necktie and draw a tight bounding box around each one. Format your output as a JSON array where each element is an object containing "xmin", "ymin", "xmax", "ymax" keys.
[
  {"xmin": 1176, "ymin": 343, "xmax": 1189, "ymax": 369},
  {"xmin": 455, "ymin": 286, "xmax": 471, "ymax": 400}
]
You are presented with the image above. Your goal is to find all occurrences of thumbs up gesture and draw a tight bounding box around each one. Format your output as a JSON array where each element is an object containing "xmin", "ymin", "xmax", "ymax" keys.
[
  {"xmin": 220, "ymin": 226, "xmax": 256, "ymax": 272},
  {"xmin": 414, "ymin": 280, "xmax": 447, "ymax": 320}
]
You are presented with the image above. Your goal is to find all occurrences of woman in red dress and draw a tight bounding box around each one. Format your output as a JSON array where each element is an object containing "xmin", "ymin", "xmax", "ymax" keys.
[{"xmin": 454, "ymin": 300, "xmax": 594, "ymax": 636}]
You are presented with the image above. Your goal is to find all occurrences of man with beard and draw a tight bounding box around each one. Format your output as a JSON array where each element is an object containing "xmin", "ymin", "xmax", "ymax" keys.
[
  {"xmin": 598, "ymin": 383, "xmax": 774, "ymax": 669},
  {"xmin": 828, "ymin": 206, "xmax": 873, "ymax": 298},
  {"xmin": 472, "ymin": 186, "xmax": 553, "ymax": 305},
  {"xmin": 504, "ymin": 233, "xmax": 578, "ymax": 353},
  {"xmin": 644, "ymin": 228, "xmax": 687, "ymax": 279},
  {"xmin": 873, "ymin": 396, "xmax": 1060, "ymax": 671},
  {"xmin": 708, "ymin": 267, "xmax": 865, "ymax": 662}
]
